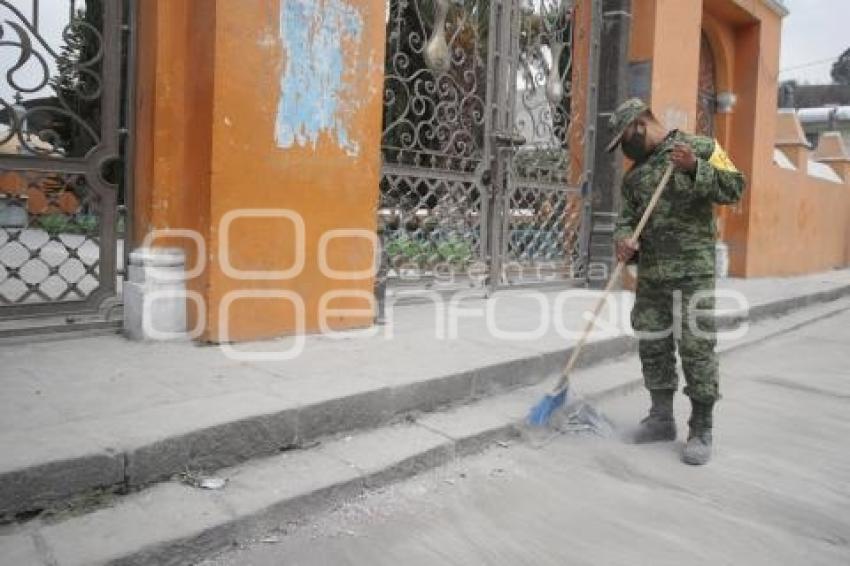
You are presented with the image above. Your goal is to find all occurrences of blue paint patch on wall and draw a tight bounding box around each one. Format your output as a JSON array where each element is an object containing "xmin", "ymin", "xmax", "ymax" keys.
[{"xmin": 276, "ymin": 0, "xmax": 363, "ymax": 156}]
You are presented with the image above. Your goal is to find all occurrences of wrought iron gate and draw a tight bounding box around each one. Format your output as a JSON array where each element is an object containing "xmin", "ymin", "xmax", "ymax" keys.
[
  {"xmin": 0, "ymin": 0, "xmax": 133, "ymax": 331},
  {"xmin": 378, "ymin": 0, "xmax": 600, "ymax": 291}
]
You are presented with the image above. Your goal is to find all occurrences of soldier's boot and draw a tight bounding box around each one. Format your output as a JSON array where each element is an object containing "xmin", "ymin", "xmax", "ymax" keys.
[
  {"xmin": 682, "ymin": 400, "xmax": 714, "ymax": 465},
  {"xmin": 633, "ymin": 389, "xmax": 676, "ymax": 443}
]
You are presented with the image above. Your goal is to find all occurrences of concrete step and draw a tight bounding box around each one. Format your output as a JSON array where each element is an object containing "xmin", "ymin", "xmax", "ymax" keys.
[
  {"xmin": 2, "ymin": 281, "xmax": 849, "ymax": 524},
  {"xmin": 2, "ymin": 296, "xmax": 848, "ymax": 566},
  {"xmin": 0, "ymin": 314, "xmax": 121, "ymax": 344}
]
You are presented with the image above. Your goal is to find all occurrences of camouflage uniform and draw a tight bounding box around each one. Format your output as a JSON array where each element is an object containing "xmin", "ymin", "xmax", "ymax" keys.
[{"xmin": 613, "ymin": 128, "xmax": 746, "ymax": 403}]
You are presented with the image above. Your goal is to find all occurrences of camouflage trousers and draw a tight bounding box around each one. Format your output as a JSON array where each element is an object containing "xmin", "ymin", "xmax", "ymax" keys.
[{"xmin": 631, "ymin": 275, "xmax": 719, "ymax": 403}]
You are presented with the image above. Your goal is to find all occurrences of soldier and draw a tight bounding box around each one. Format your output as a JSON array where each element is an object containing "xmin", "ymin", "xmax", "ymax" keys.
[{"xmin": 608, "ymin": 98, "xmax": 745, "ymax": 465}]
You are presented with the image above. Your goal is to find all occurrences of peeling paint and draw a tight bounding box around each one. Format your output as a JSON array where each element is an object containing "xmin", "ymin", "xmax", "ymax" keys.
[{"xmin": 275, "ymin": 0, "xmax": 364, "ymax": 156}]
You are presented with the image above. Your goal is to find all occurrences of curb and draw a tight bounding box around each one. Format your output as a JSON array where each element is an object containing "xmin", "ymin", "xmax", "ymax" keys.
[{"xmin": 716, "ymin": 283, "xmax": 850, "ymax": 329}]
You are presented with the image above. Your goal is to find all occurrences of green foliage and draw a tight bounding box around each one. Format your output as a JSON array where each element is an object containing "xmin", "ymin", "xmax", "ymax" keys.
[
  {"xmin": 385, "ymin": 233, "xmax": 473, "ymax": 270},
  {"xmin": 831, "ymin": 47, "xmax": 850, "ymax": 86},
  {"xmin": 385, "ymin": 235, "xmax": 427, "ymax": 261},
  {"xmin": 38, "ymin": 214, "xmax": 71, "ymax": 236},
  {"xmin": 513, "ymin": 147, "xmax": 568, "ymax": 181},
  {"xmin": 37, "ymin": 213, "xmax": 100, "ymax": 236},
  {"xmin": 75, "ymin": 214, "xmax": 100, "ymax": 236},
  {"xmin": 436, "ymin": 236, "xmax": 473, "ymax": 264},
  {"xmin": 49, "ymin": 1, "xmax": 104, "ymax": 157}
]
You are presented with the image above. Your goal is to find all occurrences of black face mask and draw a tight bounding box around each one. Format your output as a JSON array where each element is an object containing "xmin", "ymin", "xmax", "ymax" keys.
[{"xmin": 621, "ymin": 123, "xmax": 650, "ymax": 162}]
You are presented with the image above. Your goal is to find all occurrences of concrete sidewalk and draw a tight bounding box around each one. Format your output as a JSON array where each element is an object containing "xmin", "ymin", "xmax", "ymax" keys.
[{"xmin": 2, "ymin": 269, "xmax": 850, "ymax": 521}]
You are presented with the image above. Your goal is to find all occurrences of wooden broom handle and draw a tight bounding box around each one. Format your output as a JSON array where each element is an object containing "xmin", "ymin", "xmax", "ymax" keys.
[{"xmin": 551, "ymin": 163, "xmax": 675, "ymax": 394}]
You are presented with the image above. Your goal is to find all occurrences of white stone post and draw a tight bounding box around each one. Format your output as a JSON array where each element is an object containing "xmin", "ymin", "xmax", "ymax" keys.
[{"xmin": 123, "ymin": 247, "xmax": 188, "ymax": 340}]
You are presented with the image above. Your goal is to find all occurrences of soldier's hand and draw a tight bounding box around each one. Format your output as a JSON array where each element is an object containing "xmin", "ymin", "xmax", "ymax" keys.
[
  {"xmin": 616, "ymin": 238, "xmax": 639, "ymax": 263},
  {"xmin": 671, "ymin": 143, "xmax": 697, "ymax": 173}
]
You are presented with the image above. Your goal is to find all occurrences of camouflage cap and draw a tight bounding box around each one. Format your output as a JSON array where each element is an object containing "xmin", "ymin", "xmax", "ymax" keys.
[{"xmin": 605, "ymin": 98, "xmax": 649, "ymax": 152}]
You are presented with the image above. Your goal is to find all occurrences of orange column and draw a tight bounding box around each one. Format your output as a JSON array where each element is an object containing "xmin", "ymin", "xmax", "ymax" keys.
[
  {"xmin": 730, "ymin": 9, "xmax": 783, "ymax": 277},
  {"xmin": 203, "ymin": 0, "xmax": 386, "ymax": 342},
  {"xmin": 132, "ymin": 0, "xmax": 215, "ymax": 333},
  {"xmin": 133, "ymin": 0, "xmax": 387, "ymax": 342},
  {"xmin": 569, "ymin": 0, "xmax": 589, "ymax": 184},
  {"xmin": 646, "ymin": 0, "xmax": 703, "ymax": 131}
]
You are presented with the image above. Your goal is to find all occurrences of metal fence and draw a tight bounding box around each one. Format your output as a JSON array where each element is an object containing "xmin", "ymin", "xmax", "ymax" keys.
[
  {"xmin": 378, "ymin": 0, "xmax": 599, "ymax": 291},
  {"xmin": 0, "ymin": 0, "xmax": 133, "ymax": 327}
]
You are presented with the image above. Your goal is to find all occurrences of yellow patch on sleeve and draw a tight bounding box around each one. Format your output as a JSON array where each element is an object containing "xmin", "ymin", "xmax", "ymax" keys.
[{"xmin": 708, "ymin": 141, "xmax": 738, "ymax": 173}]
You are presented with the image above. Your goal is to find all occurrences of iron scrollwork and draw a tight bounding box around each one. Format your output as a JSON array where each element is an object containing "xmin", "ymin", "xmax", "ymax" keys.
[
  {"xmin": 0, "ymin": 0, "xmax": 105, "ymax": 157},
  {"xmin": 379, "ymin": 0, "xmax": 489, "ymax": 285},
  {"xmin": 1, "ymin": 0, "xmax": 125, "ymax": 317},
  {"xmin": 377, "ymin": 0, "xmax": 588, "ymax": 288},
  {"xmin": 382, "ymin": 0, "xmax": 487, "ymax": 172},
  {"xmin": 504, "ymin": 0, "xmax": 584, "ymax": 280}
]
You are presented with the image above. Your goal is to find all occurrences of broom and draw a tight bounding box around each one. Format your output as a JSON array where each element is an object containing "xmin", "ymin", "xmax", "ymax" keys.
[{"xmin": 527, "ymin": 163, "xmax": 675, "ymax": 427}]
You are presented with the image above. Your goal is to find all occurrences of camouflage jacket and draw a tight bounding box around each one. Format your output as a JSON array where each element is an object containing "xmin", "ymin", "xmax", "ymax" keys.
[{"xmin": 613, "ymin": 130, "xmax": 746, "ymax": 280}]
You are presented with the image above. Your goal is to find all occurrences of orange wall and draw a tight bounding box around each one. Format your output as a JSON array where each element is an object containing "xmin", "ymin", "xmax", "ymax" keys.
[
  {"xmin": 644, "ymin": 0, "xmax": 704, "ymax": 132},
  {"xmin": 749, "ymin": 163, "xmax": 850, "ymax": 276},
  {"xmin": 717, "ymin": 0, "xmax": 848, "ymax": 277},
  {"xmin": 629, "ymin": 0, "xmax": 655, "ymax": 62},
  {"xmin": 133, "ymin": 0, "xmax": 387, "ymax": 342}
]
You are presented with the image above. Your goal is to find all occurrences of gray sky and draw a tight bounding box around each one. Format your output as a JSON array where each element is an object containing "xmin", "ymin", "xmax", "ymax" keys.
[{"xmin": 779, "ymin": 0, "xmax": 850, "ymax": 84}]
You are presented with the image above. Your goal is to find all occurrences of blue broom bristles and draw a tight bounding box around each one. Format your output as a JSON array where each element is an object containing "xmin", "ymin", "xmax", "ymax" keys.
[{"xmin": 526, "ymin": 389, "xmax": 568, "ymax": 427}]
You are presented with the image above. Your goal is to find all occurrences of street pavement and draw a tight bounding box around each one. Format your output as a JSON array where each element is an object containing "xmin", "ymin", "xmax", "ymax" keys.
[{"xmin": 200, "ymin": 308, "xmax": 850, "ymax": 566}]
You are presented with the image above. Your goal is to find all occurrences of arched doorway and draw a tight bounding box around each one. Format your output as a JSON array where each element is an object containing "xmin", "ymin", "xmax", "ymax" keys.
[{"xmin": 696, "ymin": 31, "xmax": 717, "ymax": 137}]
